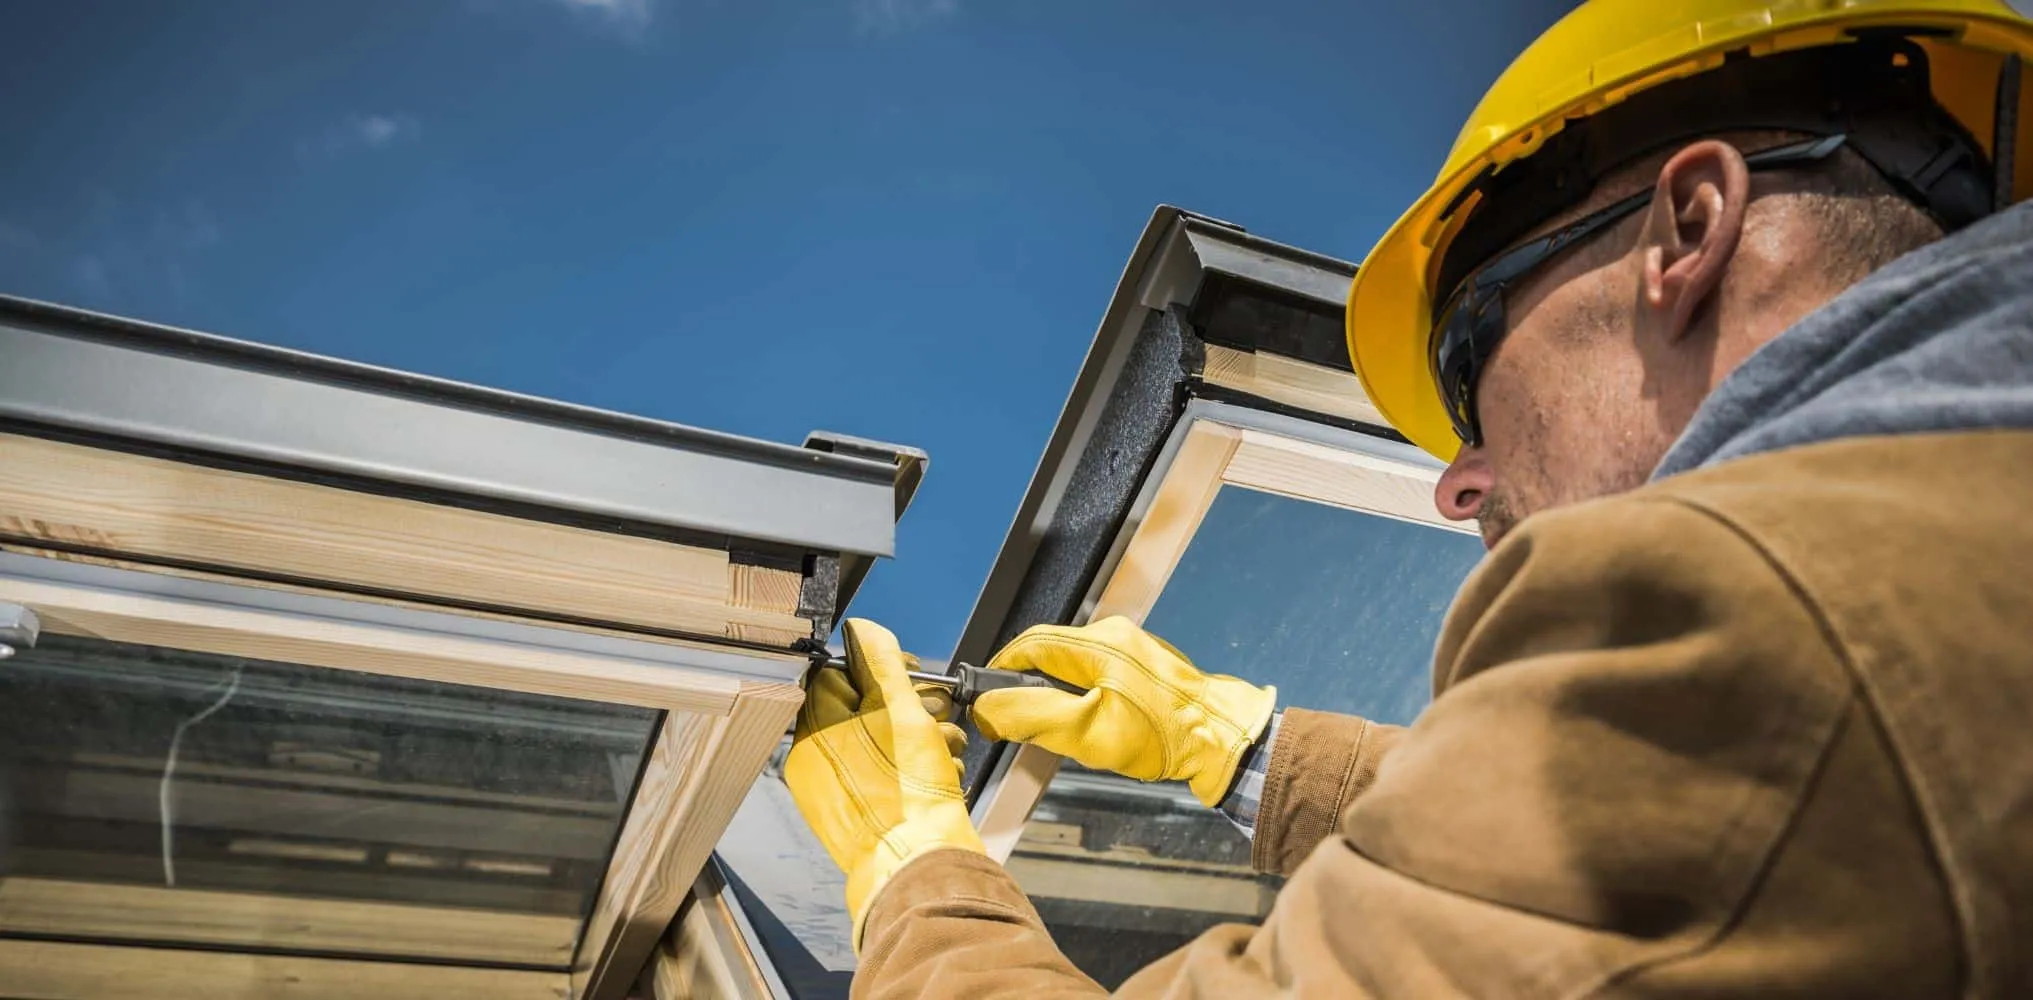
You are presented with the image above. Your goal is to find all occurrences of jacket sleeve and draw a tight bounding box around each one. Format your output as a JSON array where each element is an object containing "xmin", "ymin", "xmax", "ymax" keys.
[
  {"xmin": 851, "ymin": 711, "xmax": 1406, "ymax": 1000},
  {"xmin": 1250, "ymin": 708, "xmax": 1406, "ymax": 876},
  {"xmin": 853, "ymin": 494, "xmax": 1955, "ymax": 999}
]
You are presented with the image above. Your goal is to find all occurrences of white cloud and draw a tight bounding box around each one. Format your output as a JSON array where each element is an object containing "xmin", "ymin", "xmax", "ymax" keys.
[
  {"xmin": 854, "ymin": 0, "xmax": 956, "ymax": 35},
  {"xmin": 550, "ymin": 0, "xmax": 654, "ymax": 36},
  {"xmin": 462, "ymin": 0, "xmax": 659, "ymax": 42},
  {"xmin": 299, "ymin": 114, "xmax": 421, "ymax": 160}
]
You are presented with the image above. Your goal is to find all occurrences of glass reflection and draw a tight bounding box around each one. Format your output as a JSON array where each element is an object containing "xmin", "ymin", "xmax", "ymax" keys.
[{"xmin": 0, "ymin": 633, "xmax": 658, "ymax": 968}]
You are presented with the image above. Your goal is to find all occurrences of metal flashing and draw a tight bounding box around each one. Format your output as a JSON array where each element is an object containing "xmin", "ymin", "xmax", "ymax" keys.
[
  {"xmin": 803, "ymin": 432, "xmax": 930, "ymax": 615},
  {"xmin": 1179, "ymin": 217, "xmax": 1356, "ymax": 311},
  {"xmin": 0, "ymin": 296, "xmax": 904, "ymax": 558}
]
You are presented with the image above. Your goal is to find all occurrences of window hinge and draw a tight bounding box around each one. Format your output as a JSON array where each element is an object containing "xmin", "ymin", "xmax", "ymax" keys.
[{"xmin": 0, "ymin": 602, "xmax": 40, "ymax": 660}]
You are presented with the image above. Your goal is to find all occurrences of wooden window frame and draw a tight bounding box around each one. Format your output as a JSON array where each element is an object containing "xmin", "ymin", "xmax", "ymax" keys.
[
  {"xmin": 969, "ymin": 403, "xmax": 1472, "ymax": 858},
  {"xmin": 644, "ymin": 863, "xmax": 780, "ymax": 1000},
  {"xmin": 0, "ymin": 432, "xmax": 813, "ymax": 648},
  {"xmin": 0, "ymin": 938, "xmax": 575, "ymax": 1000},
  {"xmin": 0, "ymin": 552, "xmax": 805, "ymax": 1000},
  {"xmin": 1197, "ymin": 343, "xmax": 1387, "ymax": 429}
]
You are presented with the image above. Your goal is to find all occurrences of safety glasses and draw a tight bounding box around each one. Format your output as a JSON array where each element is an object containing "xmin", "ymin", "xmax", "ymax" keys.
[{"xmin": 1430, "ymin": 133, "xmax": 1851, "ymax": 448}]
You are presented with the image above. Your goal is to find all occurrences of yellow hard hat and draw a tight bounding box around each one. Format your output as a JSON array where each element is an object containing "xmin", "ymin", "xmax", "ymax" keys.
[{"xmin": 1348, "ymin": 0, "xmax": 2033, "ymax": 462}]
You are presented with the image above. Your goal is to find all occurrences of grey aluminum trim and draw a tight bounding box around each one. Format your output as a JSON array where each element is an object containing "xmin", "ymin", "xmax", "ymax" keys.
[
  {"xmin": 0, "ymin": 552, "xmax": 806, "ymax": 685},
  {"xmin": 0, "ymin": 600, "xmax": 39, "ymax": 660},
  {"xmin": 1180, "ymin": 217, "xmax": 1356, "ymax": 311},
  {"xmin": 804, "ymin": 431, "xmax": 931, "ymax": 616},
  {"xmin": 0, "ymin": 296, "xmax": 902, "ymax": 557},
  {"xmin": 802, "ymin": 431, "xmax": 929, "ymax": 521},
  {"xmin": 1038, "ymin": 766, "xmax": 1202, "ymax": 810}
]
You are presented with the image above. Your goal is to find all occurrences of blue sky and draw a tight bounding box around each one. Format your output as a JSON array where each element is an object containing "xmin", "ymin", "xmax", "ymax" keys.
[{"xmin": 0, "ymin": 0, "xmax": 1575, "ymax": 656}]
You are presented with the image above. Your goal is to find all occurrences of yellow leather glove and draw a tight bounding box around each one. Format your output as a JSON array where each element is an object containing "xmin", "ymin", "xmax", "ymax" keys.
[
  {"xmin": 782, "ymin": 618, "xmax": 984, "ymax": 949},
  {"xmin": 970, "ymin": 616, "xmax": 1276, "ymax": 807}
]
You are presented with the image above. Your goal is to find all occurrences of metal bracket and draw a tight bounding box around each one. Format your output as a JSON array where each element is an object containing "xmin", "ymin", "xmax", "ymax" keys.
[
  {"xmin": 801, "ymin": 432, "xmax": 929, "ymax": 622},
  {"xmin": 0, "ymin": 602, "xmax": 40, "ymax": 660}
]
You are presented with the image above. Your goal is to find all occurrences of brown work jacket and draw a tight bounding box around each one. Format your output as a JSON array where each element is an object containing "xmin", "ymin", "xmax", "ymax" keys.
[{"xmin": 855, "ymin": 431, "xmax": 2033, "ymax": 998}]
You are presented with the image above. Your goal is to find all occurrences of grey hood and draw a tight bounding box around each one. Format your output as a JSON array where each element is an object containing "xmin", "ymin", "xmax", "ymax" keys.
[{"xmin": 1653, "ymin": 198, "xmax": 2033, "ymax": 480}]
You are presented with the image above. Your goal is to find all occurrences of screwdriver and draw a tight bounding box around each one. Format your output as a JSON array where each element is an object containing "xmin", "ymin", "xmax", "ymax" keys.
[{"xmin": 815, "ymin": 657, "xmax": 1086, "ymax": 707}]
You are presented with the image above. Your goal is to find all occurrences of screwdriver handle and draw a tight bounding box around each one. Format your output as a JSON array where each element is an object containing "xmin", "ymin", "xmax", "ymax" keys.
[
  {"xmin": 821, "ymin": 656, "xmax": 1087, "ymax": 706},
  {"xmin": 947, "ymin": 663, "xmax": 1085, "ymax": 705}
]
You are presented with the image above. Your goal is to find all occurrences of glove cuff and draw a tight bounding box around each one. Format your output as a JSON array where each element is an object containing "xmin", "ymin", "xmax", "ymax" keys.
[
  {"xmin": 846, "ymin": 814, "xmax": 987, "ymax": 952},
  {"xmin": 1186, "ymin": 677, "xmax": 1278, "ymax": 806}
]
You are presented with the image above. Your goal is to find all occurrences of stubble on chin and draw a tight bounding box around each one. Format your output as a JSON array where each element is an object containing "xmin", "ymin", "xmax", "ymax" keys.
[{"xmin": 1476, "ymin": 489, "xmax": 1521, "ymax": 549}]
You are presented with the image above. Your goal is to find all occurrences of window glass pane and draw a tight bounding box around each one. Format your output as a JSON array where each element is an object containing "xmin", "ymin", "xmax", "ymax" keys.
[
  {"xmin": 0, "ymin": 633, "xmax": 660, "ymax": 969},
  {"xmin": 1143, "ymin": 485, "xmax": 1485, "ymax": 725},
  {"xmin": 1011, "ymin": 484, "xmax": 1485, "ymax": 987}
]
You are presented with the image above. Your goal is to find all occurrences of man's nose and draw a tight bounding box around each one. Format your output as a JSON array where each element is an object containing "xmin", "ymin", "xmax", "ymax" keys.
[{"xmin": 1436, "ymin": 446, "xmax": 1492, "ymax": 523}]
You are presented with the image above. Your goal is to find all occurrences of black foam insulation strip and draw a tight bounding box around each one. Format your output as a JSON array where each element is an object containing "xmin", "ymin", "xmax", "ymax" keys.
[
  {"xmin": 989, "ymin": 306, "xmax": 1195, "ymax": 648},
  {"xmin": 730, "ymin": 548, "xmax": 806, "ymax": 573},
  {"xmin": 797, "ymin": 553, "xmax": 842, "ymax": 642},
  {"xmin": 960, "ymin": 306, "xmax": 1196, "ymax": 797},
  {"xmin": 1188, "ymin": 272, "xmax": 1353, "ymax": 371}
]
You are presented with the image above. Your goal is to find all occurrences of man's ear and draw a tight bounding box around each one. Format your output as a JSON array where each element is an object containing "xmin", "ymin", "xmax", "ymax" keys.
[{"xmin": 1640, "ymin": 139, "xmax": 1750, "ymax": 340}]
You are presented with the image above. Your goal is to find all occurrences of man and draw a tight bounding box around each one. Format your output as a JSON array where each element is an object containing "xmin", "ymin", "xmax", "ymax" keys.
[{"xmin": 785, "ymin": 1, "xmax": 2033, "ymax": 996}]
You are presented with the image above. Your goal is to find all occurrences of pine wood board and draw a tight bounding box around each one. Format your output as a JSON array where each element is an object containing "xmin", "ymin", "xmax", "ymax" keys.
[
  {"xmin": 727, "ymin": 564, "xmax": 803, "ymax": 612},
  {"xmin": 1199, "ymin": 345, "xmax": 1387, "ymax": 428},
  {"xmin": 1088, "ymin": 421, "xmax": 1243, "ymax": 622},
  {"xmin": 0, "ymin": 878, "xmax": 579, "ymax": 967},
  {"xmin": 649, "ymin": 877, "xmax": 773, "ymax": 1000},
  {"xmin": 0, "ymin": 939, "xmax": 571, "ymax": 1000},
  {"xmin": 1223, "ymin": 429, "xmax": 1464, "ymax": 531},
  {"xmin": 0, "ymin": 573, "xmax": 743, "ymax": 714},
  {"xmin": 1, "ymin": 542, "xmax": 814, "ymax": 664},
  {"xmin": 574, "ymin": 681, "xmax": 805, "ymax": 1000},
  {"xmin": 0, "ymin": 433, "xmax": 810, "ymax": 643}
]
